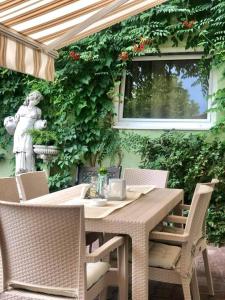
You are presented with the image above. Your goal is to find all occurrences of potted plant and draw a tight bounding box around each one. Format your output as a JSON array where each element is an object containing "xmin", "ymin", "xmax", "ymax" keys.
[{"xmin": 29, "ymin": 129, "xmax": 59, "ymax": 162}]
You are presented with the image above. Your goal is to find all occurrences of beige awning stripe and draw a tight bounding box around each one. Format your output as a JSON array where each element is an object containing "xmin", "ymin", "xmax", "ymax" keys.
[
  {"xmin": 21, "ymin": 0, "xmax": 113, "ymax": 36},
  {"xmin": 0, "ymin": 33, "xmax": 55, "ymax": 80},
  {"xmin": 16, "ymin": 41, "xmax": 25, "ymax": 73},
  {"xmin": 44, "ymin": 0, "xmax": 131, "ymax": 50},
  {"xmin": 1, "ymin": 0, "xmax": 44, "ymax": 19},
  {"xmin": 0, "ymin": 0, "xmax": 167, "ymax": 81},
  {"xmin": 45, "ymin": 55, "xmax": 53, "ymax": 81},
  {"xmin": 33, "ymin": 48, "xmax": 41, "ymax": 78},
  {"xmin": 0, "ymin": 24, "xmax": 58, "ymax": 58},
  {"xmin": 50, "ymin": 0, "xmax": 167, "ymax": 49},
  {"xmin": 4, "ymin": 0, "xmax": 77, "ymax": 26},
  {"xmin": 37, "ymin": 0, "xmax": 145, "ymax": 43},
  {"xmin": 0, "ymin": 0, "xmax": 25, "ymax": 12},
  {"xmin": 0, "ymin": 34, "xmax": 7, "ymax": 66}
]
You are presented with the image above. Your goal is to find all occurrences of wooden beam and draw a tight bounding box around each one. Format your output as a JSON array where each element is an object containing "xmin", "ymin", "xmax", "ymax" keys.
[
  {"xmin": 0, "ymin": 23, "xmax": 58, "ymax": 58},
  {"xmin": 47, "ymin": 0, "xmax": 130, "ymax": 50}
]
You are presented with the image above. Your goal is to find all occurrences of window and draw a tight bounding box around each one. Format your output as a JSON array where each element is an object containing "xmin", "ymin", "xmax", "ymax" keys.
[{"xmin": 114, "ymin": 53, "xmax": 216, "ymax": 130}]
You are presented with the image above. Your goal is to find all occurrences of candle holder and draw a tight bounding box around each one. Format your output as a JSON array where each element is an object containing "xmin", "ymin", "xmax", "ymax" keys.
[{"xmin": 107, "ymin": 179, "xmax": 126, "ymax": 201}]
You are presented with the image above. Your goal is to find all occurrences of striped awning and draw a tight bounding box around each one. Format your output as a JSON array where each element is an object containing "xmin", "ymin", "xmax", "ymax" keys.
[{"xmin": 0, "ymin": 0, "xmax": 166, "ymax": 81}]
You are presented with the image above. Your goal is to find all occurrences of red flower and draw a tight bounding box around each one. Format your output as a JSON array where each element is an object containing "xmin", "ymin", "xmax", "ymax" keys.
[
  {"xmin": 119, "ymin": 51, "xmax": 129, "ymax": 61},
  {"xmin": 73, "ymin": 53, "xmax": 80, "ymax": 61},
  {"xmin": 139, "ymin": 43, "xmax": 145, "ymax": 51},
  {"xmin": 133, "ymin": 43, "xmax": 145, "ymax": 52},
  {"xmin": 182, "ymin": 20, "xmax": 195, "ymax": 29},
  {"xmin": 69, "ymin": 51, "xmax": 80, "ymax": 61},
  {"xmin": 69, "ymin": 51, "xmax": 75, "ymax": 58}
]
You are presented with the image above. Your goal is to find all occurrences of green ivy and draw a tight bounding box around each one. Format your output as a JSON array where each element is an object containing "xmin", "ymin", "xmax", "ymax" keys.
[{"xmin": 28, "ymin": 130, "xmax": 58, "ymax": 146}]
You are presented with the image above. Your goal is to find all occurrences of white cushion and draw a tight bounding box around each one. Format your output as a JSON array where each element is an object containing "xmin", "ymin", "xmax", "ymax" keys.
[
  {"xmin": 9, "ymin": 262, "xmax": 110, "ymax": 298},
  {"xmin": 87, "ymin": 262, "xmax": 110, "ymax": 289},
  {"xmin": 149, "ymin": 242, "xmax": 181, "ymax": 270}
]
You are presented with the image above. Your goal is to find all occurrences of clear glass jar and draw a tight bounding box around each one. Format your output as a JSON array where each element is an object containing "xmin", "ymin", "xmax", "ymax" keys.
[
  {"xmin": 97, "ymin": 174, "xmax": 108, "ymax": 198},
  {"xmin": 89, "ymin": 176, "xmax": 98, "ymax": 198}
]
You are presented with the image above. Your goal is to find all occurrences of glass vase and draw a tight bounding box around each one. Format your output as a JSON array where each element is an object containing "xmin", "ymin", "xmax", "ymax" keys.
[{"xmin": 97, "ymin": 174, "xmax": 108, "ymax": 198}]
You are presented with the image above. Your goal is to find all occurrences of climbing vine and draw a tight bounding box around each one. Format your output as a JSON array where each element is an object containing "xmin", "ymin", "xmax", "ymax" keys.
[
  {"xmin": 0, "ymin": 1, "xmax": 225, "ymax": 239},
  {"xmin": 1, "ymin": 1, "xmax": 225, "ymax": 167}
]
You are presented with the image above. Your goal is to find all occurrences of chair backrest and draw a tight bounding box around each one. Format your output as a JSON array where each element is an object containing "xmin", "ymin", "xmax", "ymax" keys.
[
  {"xmin": 76, "ymin": 165, "xmax": 122, "ymax": 184},
  {"xmin": 0, "ymin": 202, "xmax": 86, "ymax": 299},
  {"xmin": 180, "ymin": 185, "xmax": 213, "ymax": 275},
  {"xmin": 0, "ymin": 177, "xmax": 20, "ymax": 202},
  {"xmin": 16, "ymin": 171, "xmax": 49, "ymax": 200},
  {"xmin": 194, "ymin": 178, "xmax": 219, "ymax": 194},
  {"xmin": 184, "ymin": 184, "xmax": 213, "ymax": 241},
  {"xmin": 123, "ymin": 168, "xmax": 169, "ymax": 188},
  {"xmin": 192, "ymin": 178, "xmax": 218, "ymax": 237}
]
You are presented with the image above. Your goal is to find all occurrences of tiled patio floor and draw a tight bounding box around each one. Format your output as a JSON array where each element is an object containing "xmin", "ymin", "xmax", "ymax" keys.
[
  {"xmin": 0, "ymin": 246, "xmax": 224, "ymax": 299},
  {"xmin": 108, "ymin": 246, "xmax": 225, "ymax": 300}
]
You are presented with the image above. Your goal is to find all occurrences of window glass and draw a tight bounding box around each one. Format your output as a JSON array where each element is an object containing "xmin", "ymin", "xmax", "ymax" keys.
[{"xmin": 123, "ymin": 59, "xmax": 209, "ymax": 119}]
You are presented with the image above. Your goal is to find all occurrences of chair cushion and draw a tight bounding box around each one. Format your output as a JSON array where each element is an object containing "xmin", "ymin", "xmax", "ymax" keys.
[
  {"xmin": 149, "ymin": 242, "xmax": 181, "ymax": 270},
  {"xmin": 0, "ymin": 290, "xmax": 67, "ymax": 299},
  {"xmin": 87, "ymin": 262, "xmax": 110, "ymax": 289},
  {"xmin": 9, "ymin": 262, "xmax": 110, "ymax": 298}
]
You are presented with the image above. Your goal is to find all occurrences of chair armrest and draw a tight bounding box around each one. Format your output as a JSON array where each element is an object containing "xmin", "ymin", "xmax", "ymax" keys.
[
  {"xmin": 165, "ymin": 215, "xmax": 187, "ymax": 224},
  {"xmin": 150, "ymin": 231, "xmax": 189, "ymax": 243},
  {"xmin": 86, "ymin": 236, "xmax": 124, "ymax": 263},
  {"xmin": 179, "ymin": 204, "xmax": 190, "ymax": 210}
]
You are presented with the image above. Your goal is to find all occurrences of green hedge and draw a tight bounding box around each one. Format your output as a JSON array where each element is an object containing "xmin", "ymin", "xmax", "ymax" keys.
[{"xmin": 122, "ymin": 131, "xmax": 225, "ymax": 245}]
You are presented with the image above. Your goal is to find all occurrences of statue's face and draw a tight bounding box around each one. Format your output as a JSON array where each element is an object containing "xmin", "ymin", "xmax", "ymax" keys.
[{"xmin": 28, "ymin": 92, "xmax": 41, "ymax": 107}]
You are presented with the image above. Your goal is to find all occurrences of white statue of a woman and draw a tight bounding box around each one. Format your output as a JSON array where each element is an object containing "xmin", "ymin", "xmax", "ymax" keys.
[{"xmin": 4, "ymin": 91, "xmax": 47, "ymax": 174}]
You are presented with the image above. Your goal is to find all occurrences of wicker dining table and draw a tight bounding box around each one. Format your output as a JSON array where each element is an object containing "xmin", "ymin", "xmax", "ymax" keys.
[{"xmin": 28, "ymin": 186, "xmax": 184, "ymax": 300}]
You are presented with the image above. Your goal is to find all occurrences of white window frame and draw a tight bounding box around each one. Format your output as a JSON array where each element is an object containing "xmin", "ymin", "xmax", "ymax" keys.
[{"xmin": 113, "ymin": 52, "xmax": 216, "ymax": 130}]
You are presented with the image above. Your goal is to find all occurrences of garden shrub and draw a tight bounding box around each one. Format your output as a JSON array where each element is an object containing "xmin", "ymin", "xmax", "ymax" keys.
[{"xmin": 122, "ymin": 131, "xmax": 225, "ymax": 245}]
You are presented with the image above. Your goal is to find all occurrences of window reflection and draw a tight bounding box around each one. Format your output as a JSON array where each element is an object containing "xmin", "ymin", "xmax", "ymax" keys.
[{"xmin": 124, "ymin": 59, "xmax": 209, "ymax": 119}]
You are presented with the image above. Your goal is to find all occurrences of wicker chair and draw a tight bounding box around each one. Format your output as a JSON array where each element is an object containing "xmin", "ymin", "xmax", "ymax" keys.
[
  {"xmin": 123, "ymin": 168, "xmax": 169, "ymax": 187},
  {"xmin": 0, "ymin": 177, "xmax": 20, "ymax": 202},
  {"xmin": 16, "ymin": 171, "xmax": 49, "ymax": 201},
  {"xmin": 76, "ymin": 165, "xmax": 122, "ymax": 185},
  {"xmin": 149, "ymin": 179, "xmax": 218, "ymax": 297},
  {"xmin": 0, "ymin": 202, "xmax": 128, "ymax": 300},
  {"xmin": 148, "ymin": 184, "xmax": 213, "ymax": 300}
]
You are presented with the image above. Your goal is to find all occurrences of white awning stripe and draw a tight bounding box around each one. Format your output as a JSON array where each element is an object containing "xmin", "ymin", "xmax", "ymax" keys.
[
  {"xmin": 0, "ymin": 0, "xmax": 46, "ymax": 20},
  {"xmin": 48, "ymin": 0, "xmax": 166, "ymax": 48},
  {"xmin": 21, "ymin": 0, "xmax": 112, "ymax": 36}
]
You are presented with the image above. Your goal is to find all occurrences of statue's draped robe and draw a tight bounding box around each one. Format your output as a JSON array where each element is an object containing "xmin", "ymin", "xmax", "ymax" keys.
[{"xmin": 13, "ymin": 105, "xmax": 41, "ymax": 174}]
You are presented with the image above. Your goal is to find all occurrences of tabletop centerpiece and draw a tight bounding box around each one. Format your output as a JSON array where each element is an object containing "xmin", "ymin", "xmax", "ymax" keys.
[{"xmin": 97, "ymin": 167, "xmax": 108, "ymax": 198}]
